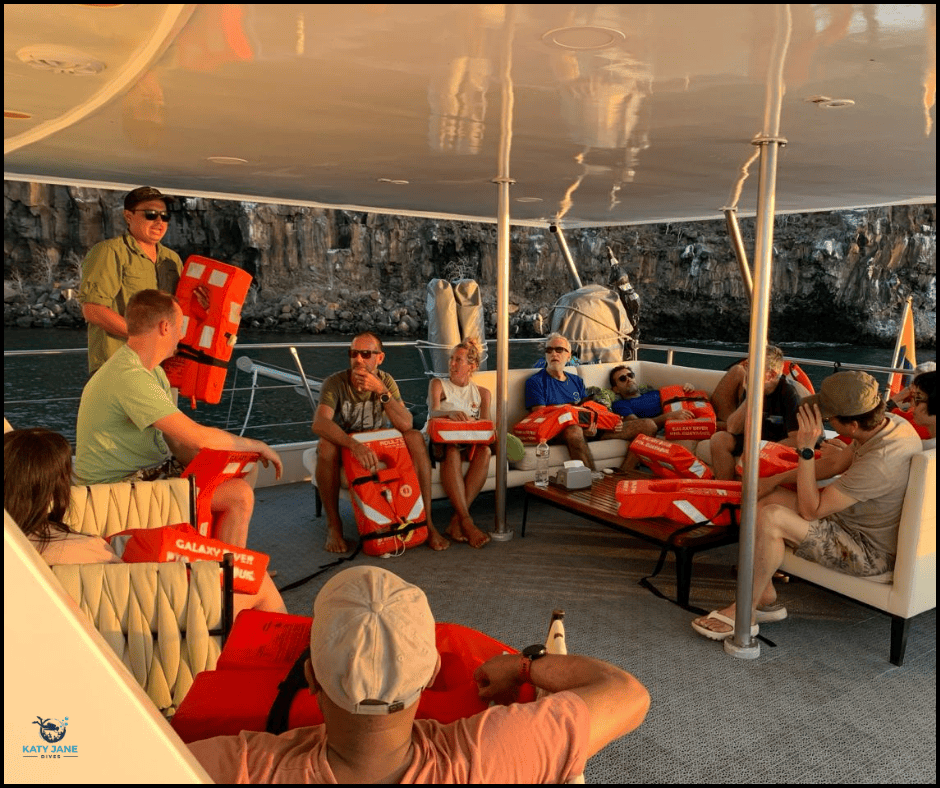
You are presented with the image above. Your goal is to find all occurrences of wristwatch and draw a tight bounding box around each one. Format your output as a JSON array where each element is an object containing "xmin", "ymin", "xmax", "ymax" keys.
[
  {"xmin": 519, "ymin": 644, "xmax": 548, "ymax": 684},
  {"xmin": 379, "ymin": 392, "xmax": 391, "ymax": 405},
  {"xmin": 798, "ymin": 447, "xmax": 815, "ymax": 460}
]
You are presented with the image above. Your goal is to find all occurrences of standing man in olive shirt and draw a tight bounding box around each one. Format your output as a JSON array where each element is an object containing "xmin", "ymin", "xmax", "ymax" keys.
[{"xmin": 79, "ymin": 186, "xmax": 183, "ymax": 373}]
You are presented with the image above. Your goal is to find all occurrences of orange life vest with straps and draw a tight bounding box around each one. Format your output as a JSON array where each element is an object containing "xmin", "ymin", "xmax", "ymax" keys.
[
  {"xmin": 616, "ymin": 478, "xmax": 741, "ymax": 526},
  {"xmin": 512, "ymin": 404, "xmax": 597, "ymax": 444},
  {"xmin": 342, "ymin": 430, "xmax": 427, "ymax": 556},
  {"xmin": 169, "ymin": 611, "xmax": 537, "ymax": 743},
  {"xmin": 659, "ymin": 385, "xmax": 717, "ymax": 440},
  {"xmin": 734, "ymin": 440, "xmax": 820, "ymax": 477},
  {"xmin": 180, "ymin": 448, "xmax": 259, "ymax": 538},
  {"xmin": 162, "ymin": 255, "xmax": 253, "ymax": 408},
  {"xmin": 629, "ymin": 434, "xmax": 714, "ymax": 480}
]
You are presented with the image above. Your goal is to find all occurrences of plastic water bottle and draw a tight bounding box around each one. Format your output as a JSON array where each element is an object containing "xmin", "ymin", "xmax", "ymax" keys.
[{"xmin": 535, "ymin": 440, "xmax": 550, "ymax": 488}]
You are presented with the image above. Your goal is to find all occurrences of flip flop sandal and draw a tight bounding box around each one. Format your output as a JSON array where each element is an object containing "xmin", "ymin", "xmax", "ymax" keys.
[
  {"xmin": 691, "ymin": 611, "xmax": 759, "ymax": 641},
  {"xmin": 755, "ymin": 603, "xmax": 788, "ymax": 623}
]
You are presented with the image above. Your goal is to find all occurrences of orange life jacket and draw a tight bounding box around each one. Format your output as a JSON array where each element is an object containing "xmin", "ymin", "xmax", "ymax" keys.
[
  {"xmin": 512, "ymin": 405, "xmax": 597, "ymax": 444},
  {"xmin": 169, "ymin": 611, "xmax": 536, "ymax": 743},
  {"xmin": 108, "ymin": 522, "xmax": 269, "ymax": 594},
  {"xmin": 659, "ymin": 385, "xmax": 717, "ymax": 440},
  {"xmin": 578, "ymin": 399, "xmax": 623, "ymax": 431},
  {"xmin": 616, "ymin": 478, "xmax": 741, "ymax": 526},
  {"xmin": 181, "ymin": 448, "xmax": 259, "ymax": 538},
  {"xmin": 427, "ymin": 418, "xmax": 495, "ymax": 444},
  {"xmin": 342, "ymin": 430, "xmax": 427, "ymax": 556},
  {"xmin": 162, "ymin": 255, "xmax": 253, "ymax": 408},
  {"xmin": 734, "ymin": 440, "xmax": 819, "ymax": 477},
  {"xmin": 629, "ymin": 434, "xmax": 714, "ymax": 479},
  {"xmin": 890, "ymin": 407, "xmax": 931, "ymax": 439}
]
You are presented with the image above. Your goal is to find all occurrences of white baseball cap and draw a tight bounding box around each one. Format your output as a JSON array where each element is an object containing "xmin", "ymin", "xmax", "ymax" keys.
[{"xmin": 311, "ymin": 566, "xmax": 438, "ymax": 715}]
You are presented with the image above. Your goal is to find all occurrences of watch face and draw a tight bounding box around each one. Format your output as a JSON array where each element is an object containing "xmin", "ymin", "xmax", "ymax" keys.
[
  {"xmin": 522, "ymin": 644, "xmax": 547, "ymax": 659},
  {"xmin": 800, "ymin": 447, "xmax": 815, "ymax": 459}
]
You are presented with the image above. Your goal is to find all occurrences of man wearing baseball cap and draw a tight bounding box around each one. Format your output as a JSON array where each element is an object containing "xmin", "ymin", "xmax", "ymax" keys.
[
  {"xmin": 190, "ymin": 566, "xmax": 650, "ymax": 782},
  {"xmin": 693, "ymin": 370, "xmax": 922, "ymax": 641},
  {"xmin": 79, "ymin": 186, "xmax": 183, "ymax": 373}
]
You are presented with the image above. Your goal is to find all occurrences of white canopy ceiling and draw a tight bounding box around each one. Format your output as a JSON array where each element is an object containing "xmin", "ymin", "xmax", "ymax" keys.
[{"xmin": 4, "ymin": 4, "xmax": 936, "ymax": 227}]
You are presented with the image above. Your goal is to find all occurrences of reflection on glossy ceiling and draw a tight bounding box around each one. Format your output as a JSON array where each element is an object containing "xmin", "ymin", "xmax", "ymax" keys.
[{"xmin": 3, "ymin": 4, "xmax": 936, "ymax": 226}]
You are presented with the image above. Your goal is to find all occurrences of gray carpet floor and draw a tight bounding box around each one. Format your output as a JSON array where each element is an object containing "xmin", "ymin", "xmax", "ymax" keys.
[{"xmin": 248, "ymin": 481, "xmax": 937, "ymax": 784}]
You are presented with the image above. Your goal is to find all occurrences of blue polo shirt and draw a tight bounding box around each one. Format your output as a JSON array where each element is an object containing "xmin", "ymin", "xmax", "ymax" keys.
[
  {"xmin": 612, "ymin": 390, "xmax": 662, "ymax": 419},
  {"xmin": 525, "ymin": 369, "xmax": 586, "ymax": 408}
]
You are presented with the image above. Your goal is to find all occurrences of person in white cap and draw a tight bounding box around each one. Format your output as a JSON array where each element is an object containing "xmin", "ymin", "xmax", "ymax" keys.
[
  {"xmin": 692, "ymin": 370, "xmax": 922, "ymax": 641},
  {"xmin": 189, "ymin": 565, "xmax": 650, "ymax": 783}
]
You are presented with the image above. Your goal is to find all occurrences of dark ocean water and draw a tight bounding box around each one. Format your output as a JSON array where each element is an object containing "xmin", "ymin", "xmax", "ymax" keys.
[{"xmin": 4, "ymin": 327, "xmax": 934, "ymax": 447}]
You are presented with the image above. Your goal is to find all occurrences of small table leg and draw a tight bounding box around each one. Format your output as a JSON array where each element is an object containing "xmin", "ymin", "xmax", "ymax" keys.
[{"xmin": 521, "ymin": 493, "xmax": 530, "ymax": 537}]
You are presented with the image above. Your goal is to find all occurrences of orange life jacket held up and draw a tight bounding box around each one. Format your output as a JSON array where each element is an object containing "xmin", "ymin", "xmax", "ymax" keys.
[
  {"xmin": 162, "ymin": 255, "xmax": 253, "ymax": 408},
  {"xmin": 659, "ymin": 385, "xmax": 717, "ymax": 440}
]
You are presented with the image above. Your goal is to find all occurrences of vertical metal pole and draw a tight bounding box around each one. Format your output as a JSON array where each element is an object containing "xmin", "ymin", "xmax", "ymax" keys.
[
  {"xmin": 491, "ymin": 175, "xmax": 513, "ymax": 540},
  {"xmin": 490, "ymin": 6, "xmax": 516, "ymax": 541},
  {"xmin": 725, "ymin": 2, "xmax": 791, "ymax": 661},
  {"xmin": 725, "ymin": 136, "xmax": 785, "ymax": 661}
]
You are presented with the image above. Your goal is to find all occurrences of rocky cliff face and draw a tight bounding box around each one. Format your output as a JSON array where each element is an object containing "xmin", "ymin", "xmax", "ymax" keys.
[{"xmin": 4, "ymin": 181, "xmax": 935, "ymax": 346}]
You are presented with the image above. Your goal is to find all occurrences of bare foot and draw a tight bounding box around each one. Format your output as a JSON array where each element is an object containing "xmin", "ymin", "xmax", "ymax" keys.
[
  {"xmin": 426, "ymin": 526, "xmax": 450, "ymax": 551},
  {"xmin": 445, "ymin": 517, "xmax": 469, "ymax": 543},
  {"xmin": 324, "ymin": 525, "xmax": 349, "ymax": 553},
  {"xmin": 460, "ymin": 517, "xmax": 491, "ymax": 549}
]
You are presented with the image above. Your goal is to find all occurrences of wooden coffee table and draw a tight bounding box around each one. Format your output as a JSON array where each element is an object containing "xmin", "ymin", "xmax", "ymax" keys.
[{"xmin": 521, "ymin": 474, "xmax": 738, "ymax": 607}]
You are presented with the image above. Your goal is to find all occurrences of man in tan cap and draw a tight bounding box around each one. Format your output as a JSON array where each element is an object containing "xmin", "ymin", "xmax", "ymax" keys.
[
  {"xmin": 189, "ymin": 565, "xmax": 650, "ymax": 782},
  {"xmin": 692, "ymin": 370, "xmax": 922, "ymax": 641},
  {"xmin": 79, "ymin": 186, "xmax": 184, "ymax": 373}
]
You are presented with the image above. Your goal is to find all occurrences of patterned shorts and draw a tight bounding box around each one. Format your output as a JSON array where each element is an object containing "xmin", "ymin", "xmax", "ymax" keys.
[
  {"xmin": 125, "ymin": 457, "xmax": 186, "ymax": 482},
  {"xmin": 794, "ymin": 518, "xmax": 893, "ymax": 577}
]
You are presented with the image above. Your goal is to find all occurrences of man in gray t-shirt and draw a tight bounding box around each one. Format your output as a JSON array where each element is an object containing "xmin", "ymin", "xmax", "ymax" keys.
[{"xmin": 312, "ymin": 332, "xmax": 449, "ymax": 554}]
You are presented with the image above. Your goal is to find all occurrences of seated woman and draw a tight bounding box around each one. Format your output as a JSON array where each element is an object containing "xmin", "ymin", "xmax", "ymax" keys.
[
  {"xmin": 909, "ymin": 370, "xmax": 936, "ymax": 449},
  {"xmin": 4, "ymin": 427, "xmax": 285, "ymax": 614},
  {"xmin": 425, "ymin": 338, "xmax": 492, "ymax": 548}
]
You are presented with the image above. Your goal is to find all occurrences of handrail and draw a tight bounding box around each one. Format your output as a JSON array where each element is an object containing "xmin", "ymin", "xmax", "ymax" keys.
[{"xmin": 3, "ymin": 340, "xmax": 925, "ymax": 377}]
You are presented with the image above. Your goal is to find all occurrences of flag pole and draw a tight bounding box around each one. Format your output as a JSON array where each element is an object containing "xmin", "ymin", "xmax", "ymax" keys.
[{"xmin": 886, "ymin": 296, "xmax": 915, "ymax": 399}]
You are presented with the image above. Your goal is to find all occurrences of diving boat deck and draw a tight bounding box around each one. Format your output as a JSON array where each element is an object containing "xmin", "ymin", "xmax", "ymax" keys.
[{"xmin": 249, "ymin": 480, "xmax": 936, "ymax": 784}]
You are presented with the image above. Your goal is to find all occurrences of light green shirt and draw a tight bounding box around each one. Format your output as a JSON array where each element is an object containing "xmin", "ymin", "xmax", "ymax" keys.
[
  {"xmin": 75, "ymin": 344, "xmax": 180, "ymax": 484},
  {"xmin": 79, "ymin": 233, "xmax": 182, "ymax": 372}
]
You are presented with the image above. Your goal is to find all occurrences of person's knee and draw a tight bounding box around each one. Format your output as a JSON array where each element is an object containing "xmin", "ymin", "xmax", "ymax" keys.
[
  {"xmin": 213, "ymin": 478, "xmax": 254, "ymax": 514},
  {"xmin": 639, "ymin": 418, "xmax": 657, "ymax": 437},
  {"xmin": 711, "ymin": 431, "xmax": 734, "ymax": 454}
]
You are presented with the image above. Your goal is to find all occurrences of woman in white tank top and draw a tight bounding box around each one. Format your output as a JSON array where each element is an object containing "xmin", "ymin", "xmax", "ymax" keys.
[{"xmin": 426, "ymin": 339, "xmax": 492, "ymax": 547}]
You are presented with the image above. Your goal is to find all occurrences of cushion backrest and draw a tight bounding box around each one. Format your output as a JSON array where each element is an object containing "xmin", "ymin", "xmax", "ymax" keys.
[{"xmin": 65, "ymin": 479, "xmax": 195, "ymax": 538}]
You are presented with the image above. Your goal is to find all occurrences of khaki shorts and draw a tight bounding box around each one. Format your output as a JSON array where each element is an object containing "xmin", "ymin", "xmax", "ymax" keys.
[{"xmin": 794, "ymin": 518, "xmax": 893, "ymax": 577}]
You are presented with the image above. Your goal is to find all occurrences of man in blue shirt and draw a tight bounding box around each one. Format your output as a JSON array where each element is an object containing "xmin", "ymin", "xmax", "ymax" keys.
[{"xmin": 523, "ymin": 334, "xmax": 598, "ymax": 470}]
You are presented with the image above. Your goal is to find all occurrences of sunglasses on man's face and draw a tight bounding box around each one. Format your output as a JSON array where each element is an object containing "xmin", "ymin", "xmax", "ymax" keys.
[
  {"xmin": 132, "ymin": 209, "xmax": 171, "ymax": 222},
  {"xmin": 545, "ymin": 346, "xmax": 569, "ymax": 354},
  {"xmin": 349, "ymin": 349, "xmax": 380, "ymax": 359},
  {"xmin": 616, "ymin": 371, "xmax": 635, "ymax": 382}
]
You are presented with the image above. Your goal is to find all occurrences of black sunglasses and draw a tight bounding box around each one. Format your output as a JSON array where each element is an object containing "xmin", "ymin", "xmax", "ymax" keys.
[
  {"xmin": 545, "ymin": 346, "xmax": 569, "ymax": 354},
  {"xmin": 349, "ymin": 349, "xmax": 380, "ymax": 359},
  {"xmin": 132, "ymin": 209, "xmax": 171, "ymax": 222},
  {"xmin": 616, "ymin": 371, "xmax": 635, "ymax": 382}
]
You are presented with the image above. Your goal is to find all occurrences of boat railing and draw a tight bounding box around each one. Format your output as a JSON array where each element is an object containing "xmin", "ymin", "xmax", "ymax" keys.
[{"xmin": 3, "ymin": 340, "xmax": 925, "ymax": 443}]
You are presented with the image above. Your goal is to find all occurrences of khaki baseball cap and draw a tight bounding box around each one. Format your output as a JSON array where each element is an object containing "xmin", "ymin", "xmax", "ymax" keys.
[
  {"xmin": 310, "ymin": 566, "xmax": 438, "ymax": 715},
  {"xmin": 801, "ymin": 371, "xmax": 882, "ymax": 418}
]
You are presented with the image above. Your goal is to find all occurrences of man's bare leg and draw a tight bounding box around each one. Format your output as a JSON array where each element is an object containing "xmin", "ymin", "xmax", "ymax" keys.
[
  {"xmin": 315, "ymin": 438, "xmax": 349, "ymax": 552},
  {"xmin": 709, "ymin": 431, "xmax": 738, "ymax": 481},
  {"xmin": 562, "ymin": 425, "xmax": 596, "ymax": 471},
  {"xmin": 211, "ymin": 477, "xmax": 254, "ymax": 548},
  {"xmin": 693, "ymin": 492, "xmax": 808, "ymax": 636}
]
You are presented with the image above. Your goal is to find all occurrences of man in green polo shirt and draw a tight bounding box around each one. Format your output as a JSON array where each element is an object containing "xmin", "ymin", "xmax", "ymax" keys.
[{"xmin": 79, "ymin": 186, "xmax": 184, "ymax": 373}]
